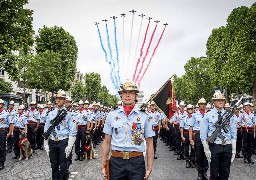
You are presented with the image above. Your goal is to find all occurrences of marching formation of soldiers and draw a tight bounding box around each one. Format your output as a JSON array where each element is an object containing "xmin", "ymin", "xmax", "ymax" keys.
[
  {"xmin": 0, "ymin": 81, "xmax": 255, "ymax": 180},
  {"xmin": 159, "ymin": 93, "xmax": 255, "ymax": 180},
  {"xmin": 0, "ymin": 91, "xmax": 111, "ymax": 177}
]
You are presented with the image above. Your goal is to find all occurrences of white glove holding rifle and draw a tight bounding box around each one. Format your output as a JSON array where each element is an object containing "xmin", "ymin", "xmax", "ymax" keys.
[
  {"xmin": 44, "ymin": 139, "xmax": 49, "ymax": 156},
  {"xmin": 202, "ymin": 140, "xmax": 211, "ymax": 163}
]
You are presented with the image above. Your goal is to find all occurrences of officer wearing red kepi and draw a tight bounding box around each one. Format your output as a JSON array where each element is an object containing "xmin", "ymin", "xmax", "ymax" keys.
[{"xmin": 101, "ymin": 79, "xmax": 155, "ymax": 180}]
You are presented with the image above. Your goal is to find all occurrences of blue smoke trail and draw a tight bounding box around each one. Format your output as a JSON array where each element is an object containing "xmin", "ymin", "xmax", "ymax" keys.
[
  {"xmin": 105, "ymin": 23, "xmax": 118, "ymax": 90},
  {"xmin": 96, "ymin": 24, "xmax": 115, "ymax": 87},
  {"xmin": 96, "ymin": 25, "xmax": 109, "ymax": 63},
  {"xmin": 113, "ymin": 18, "xmax": 121, "ymax": 87}
]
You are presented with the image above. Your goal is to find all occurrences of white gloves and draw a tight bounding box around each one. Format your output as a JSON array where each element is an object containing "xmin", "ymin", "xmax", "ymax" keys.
[
  {"xmin": 44, "ymin": 139, "xmax": 49, "ymax": 156},
  {"xmin": 65, "ymin": 136, "xmax": 76, "ymax": 158},
  {"xmin": 231, "ymin": 139, "xmax": 237, "ymax": 163},
  {"xmin": 202, "ymin": 140, "xmax": 211, "ymax": 163}
]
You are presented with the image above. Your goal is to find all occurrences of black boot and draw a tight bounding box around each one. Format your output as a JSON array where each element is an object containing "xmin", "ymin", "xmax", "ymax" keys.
[
  {"xmin": 79, "ymin": 155, "xmax": 83, "ymax": 161},
  {"xmin": 0, "ymin": 163, "xmax": 4, "ymax": 170},
  {"xmin": 177, "ymin": 155, "xmax": 181, "ymax": 160},
  {"xmin": 202, "ymin": 172, "xmax": 208, "ymax": 180},
  {"xmin": 74, "ymin": 155, "xmax": 80, "ymax": 161},
  {"xmin": 191, "ymin": 160, "xmax": 196, "ymax": 168},
  {"xmin": 186, "ymin": 160, "xmax": 191, "ymax": 168},
  {"xmin": 244, "ymin": 157, "xmax": 249, "ymax": 163},
  {"xmin": 247, "ymin": 157, "xmax": 254, "ymax": 164},
  {"xmin": 197, "ymin": 173, "xmax": 203, "ymax": 180}
]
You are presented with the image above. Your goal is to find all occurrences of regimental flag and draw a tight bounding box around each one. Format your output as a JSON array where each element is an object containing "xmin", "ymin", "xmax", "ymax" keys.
[{"xmin": 152, "ymin": 77, "xmax": 177, "ymax": 119}]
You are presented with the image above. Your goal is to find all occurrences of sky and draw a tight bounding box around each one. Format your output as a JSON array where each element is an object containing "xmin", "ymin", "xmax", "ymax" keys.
[{"xmin": 26, "ymin": 0, "xmax": 255, "ymax": 101}]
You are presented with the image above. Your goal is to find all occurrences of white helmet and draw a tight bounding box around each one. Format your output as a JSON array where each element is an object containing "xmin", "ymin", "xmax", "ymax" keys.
[
  {"xmin": 187, "ymin": 104, "xmax": 193, "ymax": 109},
  {"xmin": 18, "ymin": 105, "xmax": 25, "ymax": 110},
  {"xmin": 9, "ymin": 100, "xmax": 15, "ymax": 105},
  {"xmin": 206, "ymin": 103, "xmax": 212, "ymax": 109},
  {"xmin": 224, "ymin": 103, "xmax": 230, "ymax": 108},
  {"xmin": 30, "ymin": 101, "xmax": 36, "ymax": 105},
  {"xmin": 179, "ymin": 101, "xmax": 185, "ymax": 106},
  {"xmin": 243, "ymin": 102, "xmax": 250, "ymax": 106},
  {"xmin": 212, "ymin": 92, "xmax": 225, "ymax": 100},
  {"xmin": 198, "ymin": 98, "xmax": 206, "ymax": 104},
  {"xmin": 0, "ymin": 99, "xmax": 4, "ymax": 104},
  {"xmin": 55, "ymin": 89, "xmax": 66, "ymax": 98},
  {"xmin": 84, "ymin": 100, "xmax": 89, "ymax": 104},
  {"xmin": 66, "ymin": 96, "xmax": 72, "ymax": 102},
  {"xmin": 78, "ymin": 100, "xmax": 84, "ymax": 105}
]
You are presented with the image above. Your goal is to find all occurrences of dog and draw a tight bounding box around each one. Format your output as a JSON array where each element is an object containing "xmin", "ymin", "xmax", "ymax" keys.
[
  {"xmin": 18, "ymin": 130, "xmax": 33, "ymax": 160},
  {"xmin": 84, "ymin": 132, "xmax": 95, "ymax": 160}
]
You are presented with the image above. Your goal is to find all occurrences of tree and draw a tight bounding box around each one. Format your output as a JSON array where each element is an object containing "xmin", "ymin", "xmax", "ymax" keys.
[
  {"xmin": 71, "ymin": 81, "xmax": 86, "ymax": 102},
  {"xmin": 35, "ymin": 26, "xmax": 78, "ymax": 90},
  {"xmin": 0, "ymin": 78, "xmax": 12, "ymax": 93},
  {"xmin": 25, "ymin": 51, "xmax": 63, "ymax": 94},
  {"xmin": 0, "ymin": 0, "xmax": 34, "ymax": 81},
  {"xmin": 98, "ymin": 85, "xmax": 109, "ymax": 105},
  {"xmin": 84, "ymin": 72, "xmax": 101, "ymax": 102}
]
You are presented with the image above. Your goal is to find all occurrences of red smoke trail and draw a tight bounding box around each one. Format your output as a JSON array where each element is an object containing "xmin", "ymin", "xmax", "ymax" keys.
[
  {"xmin": 134, "ymin": 23, "xmax": 158, "ymax": 83},
  {"xmin": 132, "ymin": 20, "xmax": 151, "ymax": 81},
  {"xmin": 137, "ymin": 26, "xmax": 166, "ymax": 86}
]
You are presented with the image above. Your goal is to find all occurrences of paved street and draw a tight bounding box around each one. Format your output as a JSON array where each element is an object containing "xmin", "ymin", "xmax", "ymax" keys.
[{"xmin": 1, "ymin": 140, "xmax": 256, "ymax": 180}]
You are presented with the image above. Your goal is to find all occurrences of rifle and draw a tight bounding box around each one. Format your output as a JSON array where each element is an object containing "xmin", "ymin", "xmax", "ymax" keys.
[
  {"xmin": 206, "ymin": 97, "xmax": 243, "ymax": 144},
  {"xmin": 43, "ymin": 104, "xmax": 73, "ymax": 140}
]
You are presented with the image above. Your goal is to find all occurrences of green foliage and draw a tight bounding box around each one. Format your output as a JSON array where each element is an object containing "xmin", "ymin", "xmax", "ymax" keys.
[
  {"xmin": 35, "ymin": 26, "xmax": 78, "ymax": 90},
  {"xmin": 175, "ymin": 4, "xmax": 256, "ymax": 105},
  {"xmin": 25, "ymin": 51, "xmax": 63, "ymax": 92},
  {"xmin": 0, "ymin": 78, "xmax": 12, "ymax": 93},
  {"xmin": 71, "ymin": 81, "xmax": 86, "ymax": 102},
  {"xmin": 84, "ymin": 72, "xmax": 101, "ymax": 102},
  {"xmin": 0, "ymin": 0, "xmax": 34, "ymax": 81}
]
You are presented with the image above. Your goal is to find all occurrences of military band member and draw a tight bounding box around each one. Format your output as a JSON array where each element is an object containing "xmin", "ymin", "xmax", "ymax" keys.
[
  {"xmin": 201, "ymin": 92, "xmax": 237, "ymax": 180},
  {"xmin": 12, "ymin": 105, "xmax": 27, "ymax": 159},
  {"xmin": 189, "ymin": 98, "xmax": 208, "ymax": 180},
  {"xmin": 237, "ymin": 102, "xmax": 255, "ymax": 164},
  {"xmin": 180, "ymin": 104, "xmax": 195, "ymax": 168},
  {"xmin": 26, "ymin": 101, "xmax": 40, "ymax": 151},
  {"xmin": 7, "ymin": 100, "xmax": 16, "ymax": 153},
  {"xmin": 101, "ymin": 80, "xmax": 154, "ymax": 180},
  {"xmin": 44, "ymin": 90, "xmax": 77, "ymax": 180},
  {"xmin": 148, "ymin": 101, "xmax": 161, "ymax": 159},
  {"xmin": 0, "ymin": 99, "xmax": 13, "ymax": 170}
]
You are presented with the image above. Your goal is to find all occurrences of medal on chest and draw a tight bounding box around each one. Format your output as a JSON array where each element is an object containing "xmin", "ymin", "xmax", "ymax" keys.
[{"xmin": 131, "ymin": 121, "xmax": 144, "ymax": 146}]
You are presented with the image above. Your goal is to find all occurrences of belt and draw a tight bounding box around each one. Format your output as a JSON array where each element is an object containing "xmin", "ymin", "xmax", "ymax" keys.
[
  {"xmin": 14, "ymin": 127, "xmax": 23, "ymax": 130},
  {"xmin": 49, "ymin": 137, "xmax": 68, "ymax": 142},
  {"xmin": 214, "ymin": 140, "xmax": 231, "ymax": 145},
  {"xmin": 27, "ymin": 120, "xmax": 37, "ymax": 125},
  {"xmin": 78, "ymin": 125, "xmax": 87, "ymax": 129},
  {"xmin": 111, "ymin": 151, "xmax": 143, "ymax": 160},
  {"xmin": 39, "ymin": 123, "xmax": 45, "ymax": 126},
  {"xmin": 193, "ymin": 130, "xmax": 200, "ymax": 134},
  {"xmin": 173, "ymin": 124, "xmax": 179, "ymax": 127},
  {"xmin": 184, "ymin": 130, "xmax": 189, "ymax": 133},
  {"xmin": 0, "ymin": 128, "xmax": 7, "ymax": 131}
]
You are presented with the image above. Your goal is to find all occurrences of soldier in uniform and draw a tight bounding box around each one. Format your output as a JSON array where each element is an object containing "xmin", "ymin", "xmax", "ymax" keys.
[
  {"xmin": 180, "ymin": 104, "xmax": 195, "ymax": 168},
  {"xmin": 148, "ymin": 101, "xmax": 161, "ymax": 159},
  {"xmin": 170, "ymin": 101, "xmax": 186, "ymax": 157},
  {"xmin": 230, "ymin": 106, "xmax": 243, "ymax": 158},
  {"xmin": 26, "ymin": 101, "xmax": 40, "ymax": 151},
  {"xmin": 44, "ymin": 90, "xmax": 77, "ymax": 180},
  {"xmin": 237, "ymin": 102, "xmax": 255, "ymax": 164},
  {"xmin": 6, "ymin": 100, "xmax": 16, "ymax": 153},
  {"xmin": 75, "ymin": 100, "xmax": 90, "ymax": 161},
  {"xmin": 7, "ymin": 100, "xmax": 16, "ymax": 153},
  {"xmin": 91, "ymin": 102, "xmax": 101, "ymax": 148},
  {"xmin": 0, "ymin": 99, "xmax": 13, "ymax": 170},
  {"xmin": 189, "ymin": 98, "xmax": 208, "ymax": 180},
  {"xmin": 36, "ymin": 104, "xmax": 45, "ymax": 150},
  {"xmin": 12, "ymin": 105, "xmax": 28, "ymax": 159},
  {"xmin": 101, "ymin": 80, "xmax": 154, "ymax": 180},
  {"xmin": 201, "ymin": 92, "xmax": 237, "ymax": 180},
  {"xmin": 224, "ymin": 103, "xmax": 231, "ymax": 111}
]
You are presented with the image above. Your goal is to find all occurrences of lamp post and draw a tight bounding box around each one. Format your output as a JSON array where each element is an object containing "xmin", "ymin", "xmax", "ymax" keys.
[{"xmin": 35, "ymin": 89, "xmax": 39, "ymax": 103}]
